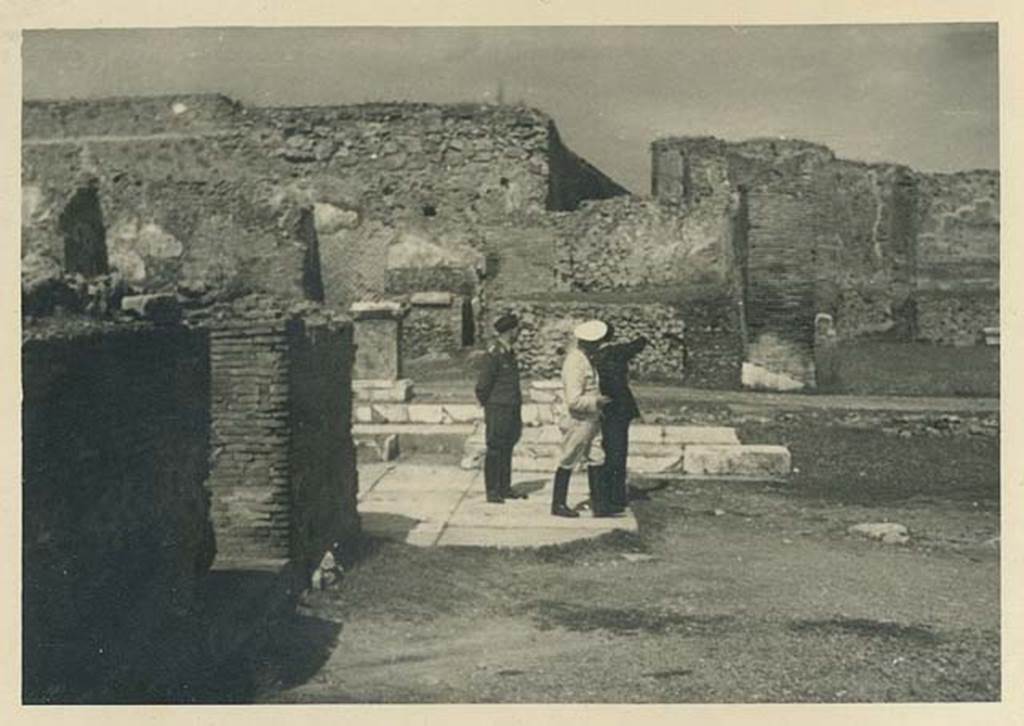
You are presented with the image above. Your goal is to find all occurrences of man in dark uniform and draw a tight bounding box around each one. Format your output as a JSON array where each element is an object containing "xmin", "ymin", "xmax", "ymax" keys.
[
  {"xmin": 474, "ymin": 313, "xmax": 527, "ymax": 503},
  {"xmin": 593, "ymin": 324, "xmax": 649, "ymax": 512}
]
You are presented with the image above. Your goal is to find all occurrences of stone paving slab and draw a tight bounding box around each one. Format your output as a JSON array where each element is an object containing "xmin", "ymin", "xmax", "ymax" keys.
[
  {"xmin": 436, "ymin": 526, "xmax": 610, "ymax": 548},
  {"xmin": 358, "ymin": 463, "xmax": 636, "ymax": 548}
]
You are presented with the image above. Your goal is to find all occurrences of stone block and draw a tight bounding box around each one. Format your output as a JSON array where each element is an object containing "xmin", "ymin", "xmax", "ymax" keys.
[
  {"xmin": 353, "ymin": 379, "xmax": 414, "ymax": 402},
  {"xmin": 120, "ymin": 293, "xmax": 182, "ymax": 324},
  {"xmin": 407, "ymin": 404, "xmax": 446, "ymax": 425},
  {"xmin": 683, "ymin": 445, "xmax": 791, "ymax": 477},
  {"xmin": 372, "ymin": 403, "xmax": 410, "ymax": 423},
  {"xmin": 661, "ymin": 426, "xmax": 740, "ymax": 445},
  {"xmin": 741, "ymin": 362, "xmax": 806, "ymax": 392},
  {"xmin": 410, "ymin": 291, "xmax": 454, "ymax": 307},
  {"xmin": 440, "ymin": 403, "xmax": 482, "ymax": 424},
  {"xmin": 354, "ymin": 405, "xmax": 379, "ymax": 424}
]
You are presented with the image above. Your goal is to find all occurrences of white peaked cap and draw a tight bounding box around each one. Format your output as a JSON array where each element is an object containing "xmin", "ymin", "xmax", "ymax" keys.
[{"xmin": 574, "ymin": 320, "xmax": 608, "ymax": 342}]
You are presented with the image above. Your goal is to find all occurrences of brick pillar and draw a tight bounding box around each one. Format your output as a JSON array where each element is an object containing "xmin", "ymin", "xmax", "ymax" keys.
[{"xmin": 208, "ymin": 320, "xmax": 295, "ymax": 561}]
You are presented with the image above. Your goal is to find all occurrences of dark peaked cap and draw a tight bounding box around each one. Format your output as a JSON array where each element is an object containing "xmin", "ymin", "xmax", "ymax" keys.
[{"xmin": 494, "ymin": 313, "xmax": 519, "ymax": 333}]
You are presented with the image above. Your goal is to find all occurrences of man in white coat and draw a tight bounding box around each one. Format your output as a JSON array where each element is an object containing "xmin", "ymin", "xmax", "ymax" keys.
[{"xmin": 550, "ymin": 319, "xmax": 616, "ymax": 518}]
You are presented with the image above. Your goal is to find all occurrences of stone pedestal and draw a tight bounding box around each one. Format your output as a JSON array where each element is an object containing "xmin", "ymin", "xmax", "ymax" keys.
[
  {"xmin": 350, "ymin": 300, "xmax": 413, "ymax": 402},
  {"xmin": 813, "ymin": 313, "xmax": 840, "ymax": 389}
]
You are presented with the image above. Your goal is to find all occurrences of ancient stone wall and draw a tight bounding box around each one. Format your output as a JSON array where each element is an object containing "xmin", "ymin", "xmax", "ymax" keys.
[
  {"xmin": 914, "ymin": 170, "xmax": 999, "ymax": 344},
  {"xmin": 22, "ymin": 145, "xmax": 321, "ymax": 304},
  {"xmin": 22, "ymin": 322, "xmax": 214, "ymax": 701},
  {"xmin": 486, "ymin": 299, "xmax": 686, "ymax": 382},
  {"xmin": 554, "ymin": 196, "xmax": 734, "ymax": 291},
  {"xmin": 24, "ymin": 96, "xmax": 627, "ymax": 312},
  {"xmin": 916, "ymin": 290, "xmax": 999, "ymax": 346},
  {"xmin": 402, "ymin": 292, "xmax": 468, "ymax": 360}
]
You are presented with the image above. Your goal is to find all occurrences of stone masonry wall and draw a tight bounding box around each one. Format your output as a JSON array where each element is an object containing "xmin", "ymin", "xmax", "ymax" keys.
[
  {"xmin": 914, "ymin": 170, "xmax": 999, "ymax": 344},
  {"xmin": 402, "ymin": 293, "xmax": 467, "ymax": 361},
  {"xmin": 486, "ymin": 299, "xmax": 686, "ymax": 382},
  {"xmin": 555, "ymin": 195, "xmax": 734, "ymax": 292},
  {"xmin": 916, "ymin": 290, "xmax": 999, "ymax": 346},
  {"xmin": 22, "ymin": 322, "xmax": 215, "ymax": 701},
  {"xmin": 23, "ymin": 96, "xmax": 627, "ymax": 312}
]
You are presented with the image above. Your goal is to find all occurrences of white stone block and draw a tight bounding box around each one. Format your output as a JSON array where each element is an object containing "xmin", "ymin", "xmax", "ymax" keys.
[
  {"xmin": 662, "ymin": 426, "xmax": 740, "ymax": 445},
  {"xmin": 372, "ymin": 403, "xmax": 410, "ymax": 423},
  {"xmin": 440, "ymin": 403, "xmax": 482, "ymax": 424},
  {"xmin": 741, "ymin": 362, "xmax": 806, "ymax": 392},
  {"xmin": 407, "ymin": 403, "xmax": 446, "ymax": 424}
]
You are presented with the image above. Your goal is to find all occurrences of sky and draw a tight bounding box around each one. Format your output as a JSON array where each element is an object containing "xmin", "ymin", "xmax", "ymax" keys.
[{"xmin": 22, "ymin": 25, "xmax": 999, "ymax": 194}]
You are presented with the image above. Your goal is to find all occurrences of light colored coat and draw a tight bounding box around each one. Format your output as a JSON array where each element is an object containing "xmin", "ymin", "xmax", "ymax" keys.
[{"xmin": 557, "ymin": 347, "xmax": 605, "ymax": 468}]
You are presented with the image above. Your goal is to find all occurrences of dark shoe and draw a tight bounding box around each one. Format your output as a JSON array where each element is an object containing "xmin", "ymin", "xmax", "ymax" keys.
[
  {"xmin": 551, "ymin": 467, "xmax": 576, "ymax": 516},
  {"xmin": 486, "ymin": 494, "xmax": 505, "ymax": 504}
]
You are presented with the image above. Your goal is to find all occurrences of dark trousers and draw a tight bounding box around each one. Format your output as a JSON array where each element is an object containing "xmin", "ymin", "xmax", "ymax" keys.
[
  {"xmin": 484, "ymin": 404, "xmax": 522, "ymax": 497},
  {"xmin": 601, "ymin": 415, "xmax": 631, "ymax": 508}
]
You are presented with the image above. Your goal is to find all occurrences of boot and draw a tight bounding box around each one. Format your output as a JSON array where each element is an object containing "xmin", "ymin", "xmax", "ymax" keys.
[
  {"xmin": 589, "ymin": 465, "xmax": 619, "ymax": 517},
  {"xmin": 484, "ymin": 451, "xmax": 504, "ymax": 503},
  {"xmin": 550, "ymin": 467, "xmax": 578, "ymax": 518}
]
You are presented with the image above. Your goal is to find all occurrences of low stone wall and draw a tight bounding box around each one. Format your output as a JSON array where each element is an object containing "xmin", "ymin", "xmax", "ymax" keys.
[
  {"xmin": 916, "ymin": 290, "xmax": 999, "ymax": 346},
  {"xmin": 485, "ymin": 299, "xmax": 686, "ymax": 381},
  {"xmin": 22, "ymin": 322, "xmax": 215, "ymax": 701}
]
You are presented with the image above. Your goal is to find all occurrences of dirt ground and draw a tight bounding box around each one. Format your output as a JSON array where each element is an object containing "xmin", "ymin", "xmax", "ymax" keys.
[{"xmin": 207, "ymin": 408, "xmax": 1000, "ymax": 704}]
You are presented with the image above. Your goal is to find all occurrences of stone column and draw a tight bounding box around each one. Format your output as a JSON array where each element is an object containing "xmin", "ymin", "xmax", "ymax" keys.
[{"xmin": 349, "ymin": 300, "xmax": 413, "ymax": 402}]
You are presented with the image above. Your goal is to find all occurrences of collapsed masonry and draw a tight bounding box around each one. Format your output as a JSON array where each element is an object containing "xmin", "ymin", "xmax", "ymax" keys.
[{"xmin": 23, "ymin": 94, "xmax": 999, "ymax": 393}]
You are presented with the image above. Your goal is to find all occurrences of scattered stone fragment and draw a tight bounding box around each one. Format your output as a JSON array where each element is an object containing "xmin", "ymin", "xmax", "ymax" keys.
[
  {"xmin": 848, "ymin": 522, "xmax": 910, "ymax": 545},
  {"xmin": 620, "ymin": 553, "xmax": 657, "ymax": 563}
]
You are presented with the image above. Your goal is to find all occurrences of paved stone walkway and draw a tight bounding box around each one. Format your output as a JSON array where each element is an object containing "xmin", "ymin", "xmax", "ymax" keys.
[{"xmin": 357, "ymin": 463, "xmax": 638, "ymax": 548}]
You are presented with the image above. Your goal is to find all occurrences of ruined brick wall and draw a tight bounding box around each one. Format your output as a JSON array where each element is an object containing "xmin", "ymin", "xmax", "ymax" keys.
[
  {"xmin": 207, "ymin": 320, "xmax": 294, "ymax": 560},
  {"xmin": 22, "ymin": 322, "xmax": 214, "ymax": 701},
  {"xmin": 486, "ymin": 299, "xmax": 687, "ymax": 382},
  {"xmin": 205, "ymin": 312, "xmax": 359, "ymax": 564}
]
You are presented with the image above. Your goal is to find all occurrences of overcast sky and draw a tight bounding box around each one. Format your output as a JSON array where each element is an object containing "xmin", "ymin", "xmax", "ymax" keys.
[{"xmin": 22, "ymin": 25, "xmax": 999, "ymax": 193}]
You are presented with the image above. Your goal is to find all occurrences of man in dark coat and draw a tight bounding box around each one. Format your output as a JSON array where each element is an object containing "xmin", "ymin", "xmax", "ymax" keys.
[
  {"xmin": 474, "ymin": 313, "xmax": 527, "ymax": 503},
  {"xmin": 593, "ymin": 324, "xmax": 649, "ymax": 511}
]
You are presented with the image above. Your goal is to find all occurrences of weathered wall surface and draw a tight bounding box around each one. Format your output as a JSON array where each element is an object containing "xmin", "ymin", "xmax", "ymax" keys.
[
  {"xmin": 22, "ymin": 323, "xmax": 214, "ymax": 701},
  {"xmin": 402, "ymin": 293, "xmax": 468, "ymax": 360},
  {"xmin": 555, "ymin": 196, "xmax": 734, "ymax": 291},
  {"xmin": 23, "ymin": 96, "xmax": 628, "ymax": 312},
  {"xmin": 914, "ymin": 170, "xmax": 999, "ymax": 345},
  {"xmin": 22, "ymin": 143, "xmax": 322, "ymax": 304}
]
